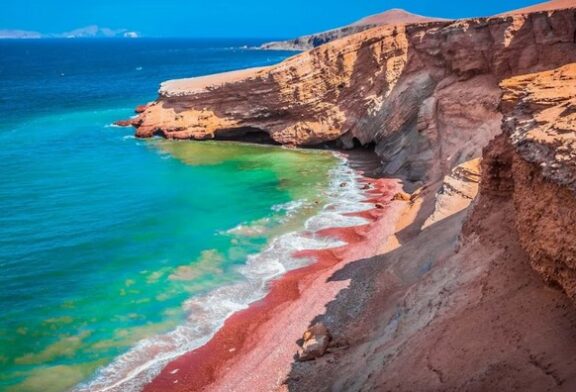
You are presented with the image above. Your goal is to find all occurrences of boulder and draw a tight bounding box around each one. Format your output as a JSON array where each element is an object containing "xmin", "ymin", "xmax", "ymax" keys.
[{"xmin": 298, "ymin": 323, "xmax": 331, "ymax": 361}]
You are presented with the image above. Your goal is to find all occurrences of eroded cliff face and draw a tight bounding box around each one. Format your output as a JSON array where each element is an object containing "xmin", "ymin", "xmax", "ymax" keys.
[
  {"xmin": 128, "ymin": 8, "xmax": 576, "ymax": 189},
  {"xmin": 497, "ymin": 64, "xmax": 576, "ymax": 300},
  {"xmin": 282, "ymin": 64, "xmax": 576, "ymax": 392}
]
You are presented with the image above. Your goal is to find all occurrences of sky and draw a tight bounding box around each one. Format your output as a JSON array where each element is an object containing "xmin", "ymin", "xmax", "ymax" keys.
[{"xmin": 1, "ymin": 0, "xmax": 548, "ymax": 38}]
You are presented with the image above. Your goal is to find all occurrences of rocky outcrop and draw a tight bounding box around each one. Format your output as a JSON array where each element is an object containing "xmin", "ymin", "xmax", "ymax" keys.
[
  {"xmin": 125, "ymin": 8, "xmax": 576, "ymax": 189},
  {"xmin": 260, "ymin": 9, "xmax": 444, "ymax": 51},
  {"xmin": 496, "ymin": 64, "xmax": 576, "ymax": 300},
  {"xmin": 123, "ymin": 6, "xmax": 576, "ymax": 301},
  {"xmin": 501, "ymin": 64, "xmax": 576, "ymax": 191}
]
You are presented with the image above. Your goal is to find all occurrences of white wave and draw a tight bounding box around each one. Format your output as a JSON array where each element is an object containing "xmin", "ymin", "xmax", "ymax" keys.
[
  {"xmin": 305, "ymin": 212, "xmax": 368, "ymax": 232},
  {"xmin": 225, "ymin": 199, "xmax": 308, "ymax": 237},
  {"xmin": 74, "ymin": 153, "xmax": 374, "ymax": 392},
  {"xmin": 271, "ymin": 199, "xmax": 307, "ymax": 215}
]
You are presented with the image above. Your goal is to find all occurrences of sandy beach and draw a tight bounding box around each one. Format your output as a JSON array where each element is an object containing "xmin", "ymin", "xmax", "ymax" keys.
[{"xmin": 143, "ymin": 152, "xmax": 406, "ymax": 392}]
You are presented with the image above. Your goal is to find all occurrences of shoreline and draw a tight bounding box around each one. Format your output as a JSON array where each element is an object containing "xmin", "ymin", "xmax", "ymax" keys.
[
  {"xmin": 143, "ymin": 151, "xmax": 405, "ymax": 392},
  {"xmin": 74, "ymin": 147, "xmax": 388, "ymax": 392}
]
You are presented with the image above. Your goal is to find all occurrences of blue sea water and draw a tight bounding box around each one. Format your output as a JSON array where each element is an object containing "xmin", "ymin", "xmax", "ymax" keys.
[{"xmin": 0, "ymin": 38, "xmax": 365, "ymax": 392}]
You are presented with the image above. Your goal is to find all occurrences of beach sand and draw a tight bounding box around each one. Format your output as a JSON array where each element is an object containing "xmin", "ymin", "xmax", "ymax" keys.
[{"xmin": 142, "ymin": 151, "xmax": 406, "ymax": 392}]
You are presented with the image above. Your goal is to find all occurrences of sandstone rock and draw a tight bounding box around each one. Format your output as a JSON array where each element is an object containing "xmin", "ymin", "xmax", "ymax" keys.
[
  {"xmin": 497, "ymin": 63, "xmax": 576, "ymax": 300},
  {"xmin": 298, "ymin": 323, "xmax": 331, "ymax": 361},
  {"xmin": 127, "ymin": 8, "xmax": 576, "ymax": 187},
  {"xmin": 501, "ymin": 64, "xmax": 576, "ymax": 192}
]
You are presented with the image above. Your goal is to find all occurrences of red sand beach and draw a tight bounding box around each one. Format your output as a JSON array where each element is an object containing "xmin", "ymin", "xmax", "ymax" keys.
[{"xmin": 143, "ymin": 160, "xmax": 405, "ymax": 392}]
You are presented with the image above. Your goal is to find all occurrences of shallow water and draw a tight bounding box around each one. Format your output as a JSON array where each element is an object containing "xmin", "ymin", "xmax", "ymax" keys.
[
  {"xmin": 0, "ymin": 38, "xmax": 371, "ymax": 392},
  {"xmin": 0, "ymin": 39, "xmax": 333, "ymax": 392}
]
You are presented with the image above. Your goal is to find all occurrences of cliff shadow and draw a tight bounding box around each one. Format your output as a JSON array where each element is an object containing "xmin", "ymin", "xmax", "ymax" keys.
[
  {"xmin": 283, "ymin": 209, "xmax": 468, "ymax": 391},
  {"xmin": 283, "ymin": 189, "xmax": 576, "ymax": 391}
]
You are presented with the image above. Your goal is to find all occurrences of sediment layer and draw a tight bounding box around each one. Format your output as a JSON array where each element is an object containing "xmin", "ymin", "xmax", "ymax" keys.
[{"xmin": 499, "ymin": 63, "xmax": 576, "ymax": 301}]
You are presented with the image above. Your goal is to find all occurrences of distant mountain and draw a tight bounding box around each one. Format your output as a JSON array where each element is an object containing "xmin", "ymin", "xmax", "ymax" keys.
[
  {"xmin": 0, "ymin": 29, "xmax": 42, "ymax": 39},
  {"xmin": 260, "ymin": 9, "xmax": 447, "ymax": 51},
  {"xmin": 59, "ymin": 25, "xmax": 139, "ymax": 39},
  {"xmin": 0, "ymin": 25, "xmax": 139, "ymax": 39}
]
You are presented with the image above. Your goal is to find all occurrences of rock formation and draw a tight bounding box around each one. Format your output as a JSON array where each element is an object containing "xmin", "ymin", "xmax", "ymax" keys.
[
  {"xmin": 125, "ymin": 7, "xmax": 575, "ymax": 186},
  {"xmin": 284, "ymin": 62, "xmax": 576, "ymax": 392},
  {"xmin": 260, "ymin": 9, "xmax": 444, "ymax": 51},
  {"xmin": 499, "ymin": 64, "xmax": 576, "ymax": 300},
  {"xmin": 123, "ymin": 4, "xmax": 576, "ymax": 290}
]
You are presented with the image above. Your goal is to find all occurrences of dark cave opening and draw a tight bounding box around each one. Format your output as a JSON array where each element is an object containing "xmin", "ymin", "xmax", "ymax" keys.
[
  {"xmin": 351, "ymin": 137, "xmax": 376, "ymax": 151},
  {"xmin": 212, "ymin": 127, "xmax": 279, "ymax": 145}
]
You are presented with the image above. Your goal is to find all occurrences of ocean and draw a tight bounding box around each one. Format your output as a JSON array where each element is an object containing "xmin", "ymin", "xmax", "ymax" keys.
[{"xmin": 0, "ymin": 39, "xmax": 367, "ymax": 392}]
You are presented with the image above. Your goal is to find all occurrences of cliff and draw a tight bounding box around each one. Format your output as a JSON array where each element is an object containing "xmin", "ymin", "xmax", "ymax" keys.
[
  {"xmin": 124, "ymin": 4, "xmax": 576, "ymax": 391},
  {"xmin": 282, "ymin": 61, "xmax": 576, "ymax": 392},
  {"xmin": 127, "ymin": 8, "xmax": 575, "ymax": 185},
  {"xmin": 260, "ymin": 9, "xmax": 443, "ymax": 51},
  {"xmin": 499, "ymin": 64, "xmax": 576, "ymax": 300}
]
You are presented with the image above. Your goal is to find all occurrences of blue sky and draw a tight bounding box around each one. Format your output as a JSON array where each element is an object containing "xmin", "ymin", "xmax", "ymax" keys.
[{"xmin": 1, "ymin": 0, "xmax": 546, "ymax": 38}]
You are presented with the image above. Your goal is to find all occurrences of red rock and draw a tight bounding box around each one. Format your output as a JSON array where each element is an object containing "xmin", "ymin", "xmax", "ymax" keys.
[{"xmin": 125, "ymin": 7, "xmax": 576, "ymax": 194}]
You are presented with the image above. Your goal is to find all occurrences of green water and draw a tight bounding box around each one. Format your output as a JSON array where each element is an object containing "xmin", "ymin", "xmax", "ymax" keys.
[
  {"xmin": 0, "ymin": 108, "xmax": 339, "ymax": 391},
  {"xmin": 0, "ymin": 37, "xmax": 345, "ymax": 392}
]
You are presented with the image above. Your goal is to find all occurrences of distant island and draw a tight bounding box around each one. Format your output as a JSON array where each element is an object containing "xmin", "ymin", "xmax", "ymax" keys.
[{"xmin": 0, "ymin": 25, "xmax": 139, "ymax": 39}]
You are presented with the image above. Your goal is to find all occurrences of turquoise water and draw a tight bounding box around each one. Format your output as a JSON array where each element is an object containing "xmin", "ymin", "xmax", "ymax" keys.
[{"xmin": 0, "ymin": 40, "xmax": 345, "ymax": 391}]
